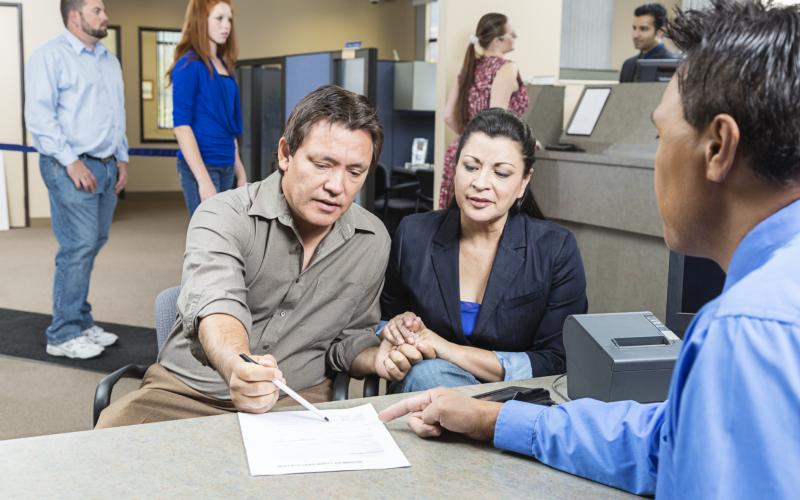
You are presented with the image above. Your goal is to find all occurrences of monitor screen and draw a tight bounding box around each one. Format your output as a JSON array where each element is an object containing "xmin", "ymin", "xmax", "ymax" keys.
[
  {"xmin": 566, "ymin": 87, "xmax": 612, "ymax": 136},
  {"xmin": 635, "ymin": 58, "xmax": 681, "ymax": 83},
  {"xmin": 665, "ymin": 252, "xmax": 726, "ymax": 336}
]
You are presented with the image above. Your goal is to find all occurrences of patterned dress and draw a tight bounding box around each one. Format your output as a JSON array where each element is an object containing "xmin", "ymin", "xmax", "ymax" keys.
[{"xmin": 439, "ymin": 56, "xmax": 529, "ymax": 208}]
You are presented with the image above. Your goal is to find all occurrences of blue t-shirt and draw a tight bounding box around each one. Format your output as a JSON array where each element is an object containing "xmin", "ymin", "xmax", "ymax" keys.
[
  {"xmin": 460, "ymin": 301, "xmax": 481, "ymax": 336},
  {"xmin": 171, "ymin": 52, "xmax": 243, "ymax": 167}
]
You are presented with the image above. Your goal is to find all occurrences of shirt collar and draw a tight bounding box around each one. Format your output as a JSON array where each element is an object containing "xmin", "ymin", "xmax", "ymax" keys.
[
  {"xmin": 248, "ymin": 171, "xmax": 374, "ymax": 239},
  {"xmin": 724, "ymin": 198, "xmax": 800, "ymax": 292},
  {"xmin": 63, "ymin": 29, "xmax": 106, "ymax": 56}
]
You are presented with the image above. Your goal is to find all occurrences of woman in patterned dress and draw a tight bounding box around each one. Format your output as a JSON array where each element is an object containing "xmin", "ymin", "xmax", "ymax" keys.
[{"xmin": 439, "ymin": 12, "xmax": 530, "ymax": 208}]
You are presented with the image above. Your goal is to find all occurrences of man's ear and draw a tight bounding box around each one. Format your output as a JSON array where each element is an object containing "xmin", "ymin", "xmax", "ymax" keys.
[
  {"xmin": 276, "ymin": 137, "xmax": 291, "ymax": 173},
  {"xmin": 704, "ymin": 114, "xmax": 740, "ymax": 184}
]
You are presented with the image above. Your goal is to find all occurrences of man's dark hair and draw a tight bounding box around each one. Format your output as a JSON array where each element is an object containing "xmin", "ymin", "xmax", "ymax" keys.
[
  {"xmin": 282, "ymin": 85, "xmax": 384, "ymax": 169},
  {"xmin": 60, "ymin": 0, "xmax": 84, "ymax": 26},
  {"xmin": 668, "ymin": 0, "xmax": 800, "ymax": 185},
  {"xmin": 635, "ymin": 3, "xmax": 668, "ymax": 31}
]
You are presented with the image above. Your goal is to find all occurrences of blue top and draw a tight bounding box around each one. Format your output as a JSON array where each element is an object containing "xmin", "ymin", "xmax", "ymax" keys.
[
  {"xmin": 171, "ymin": 52, "xmax": 243, "ymax": 166},
  {"xmin": 459, "ymin": 301, "xmax": 480, "ymax": 336},
  {"xmin": 381, "ymin": 209, "xmax": 588, "ymax": 379},
  {"xmin": 493, "ymin": 199, "xmax": 800, "ymax": 498},
  {"xmin": 25, "ymin": 30, "xmax": 129, "ymax": 165}
]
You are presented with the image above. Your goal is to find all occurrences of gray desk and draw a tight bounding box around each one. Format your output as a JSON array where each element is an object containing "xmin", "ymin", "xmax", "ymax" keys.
[{"xmin": 0, "ymin": 377, "xmax": 637, "ymax": 499}]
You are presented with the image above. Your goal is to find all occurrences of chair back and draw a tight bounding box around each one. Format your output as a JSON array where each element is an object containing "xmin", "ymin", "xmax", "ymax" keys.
[
  {"xmin": 415, "ymin": 169, "xmax": 434, "ymax": 199},
  {"xmin": 154, "ymin": 286, "xmax": 181, "ymax": 350},
  {"xmin": 374, "ymin": 163, "xmax": 389, "ymax": 198}
]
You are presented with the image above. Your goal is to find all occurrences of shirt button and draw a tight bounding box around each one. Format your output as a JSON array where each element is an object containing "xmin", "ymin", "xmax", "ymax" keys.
[
  {"xmin": 262, "ymin": 344, "xmax": 270, "ymax": 350},
  {"xmin": 279, "ymin": 311, "xmax": 286, "ymax": 317}
]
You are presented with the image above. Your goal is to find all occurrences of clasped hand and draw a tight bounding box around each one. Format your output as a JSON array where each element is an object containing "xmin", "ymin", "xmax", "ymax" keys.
[{"xmin": 382, "ymin": 311, "xmax": 452, "ymax": 359}]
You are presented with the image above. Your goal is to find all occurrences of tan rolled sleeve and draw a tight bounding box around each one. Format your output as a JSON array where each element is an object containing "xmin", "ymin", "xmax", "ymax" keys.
[{"xmin": 178, "ymin": 196, "xmax": 254, "ymax": 366}]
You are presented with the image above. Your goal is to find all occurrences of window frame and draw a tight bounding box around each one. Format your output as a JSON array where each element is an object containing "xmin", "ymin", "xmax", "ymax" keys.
[{"xmin": 138, "ymin": 26, "xmax": 181, "ymax": 143}]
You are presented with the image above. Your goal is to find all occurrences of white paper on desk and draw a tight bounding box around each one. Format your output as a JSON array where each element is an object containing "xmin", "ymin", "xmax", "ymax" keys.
[{"xmin": 238, "ymin": 403, "xmax": 410, "ymax": 476}]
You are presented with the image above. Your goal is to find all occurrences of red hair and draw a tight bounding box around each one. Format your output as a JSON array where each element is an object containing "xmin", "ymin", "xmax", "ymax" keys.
[{"xmin": 168, "ymin": 0, "xmax": 239, "ymax": 80}]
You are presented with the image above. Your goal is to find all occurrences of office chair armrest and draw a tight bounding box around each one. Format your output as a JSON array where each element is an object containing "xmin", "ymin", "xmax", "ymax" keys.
[
  {"xmin": 93, "ymin": 364, "xmax": 149, "ymax": 426},
  {"xmin": 363, "ymin": 375, "xmax": 380, "ymax": 398},
  {"xmin": 385, "ymin": 181, "xmax": 419, "ymax": 194},
  {"xmin": 332, "ymin": 371, "xmax": 350, "ymax": 401}
]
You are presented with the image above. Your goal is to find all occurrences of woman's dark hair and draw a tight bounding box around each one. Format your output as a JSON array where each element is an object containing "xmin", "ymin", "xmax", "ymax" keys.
[
  {"xmin": 634, "ymin": 3, "xmax": 668, "ymax": 31},
  {"xmin": 453, "ymin": 108, "xmax": 544, "ymax": 219},
  {"xmin": 454, "ymin": 13, "xmax": 508, "ymax": 133},
  {"xmin": 667, "ymin": 0, "xmax": 800, "ymax": 185}
]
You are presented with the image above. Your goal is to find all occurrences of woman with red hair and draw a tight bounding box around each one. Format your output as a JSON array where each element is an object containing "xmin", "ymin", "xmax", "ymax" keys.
[{"xmin": 168, "ymin": 0, "xmax": 246, "ymax": 216}]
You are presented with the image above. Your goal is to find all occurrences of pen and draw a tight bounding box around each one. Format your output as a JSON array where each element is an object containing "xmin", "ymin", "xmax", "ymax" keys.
[{"xmin": 238, "ymin": 353, "xmax": 330, "ymax": 422}]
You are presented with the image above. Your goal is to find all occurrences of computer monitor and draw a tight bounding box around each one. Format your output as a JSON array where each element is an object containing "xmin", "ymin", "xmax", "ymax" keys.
[
  {"xmin": 665, "ymin": 251, "xmax": 726, "ymax": 337},
  {"xmin": 635, "ymin": 58, "xmax": 681, "ymax": 83}
]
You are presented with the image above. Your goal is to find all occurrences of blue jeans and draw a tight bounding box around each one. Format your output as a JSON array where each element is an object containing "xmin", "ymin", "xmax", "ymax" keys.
[
  {"xmin": 177, "ymin": 157, "xmax": 235, "ymax": 216},
  {"xmin": 388, "ymin": 358, "xmax": 480, "ymax": 394},
  {"xmin": 39, "ymin": 155, "xmax": 118, "ymax": 345}
]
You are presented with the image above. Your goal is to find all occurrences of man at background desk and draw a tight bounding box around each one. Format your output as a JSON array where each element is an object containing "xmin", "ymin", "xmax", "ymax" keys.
[
  {"xmin": 98, "ymin": 86, "xmax": 423, "ymax": 427},
  {"xmin": 383, "ymin": 1, "xmax": 800, "ymax": 497},
  {"xmin": 619, "ymin": 3, "xmax": 675, "ymax": 82}
]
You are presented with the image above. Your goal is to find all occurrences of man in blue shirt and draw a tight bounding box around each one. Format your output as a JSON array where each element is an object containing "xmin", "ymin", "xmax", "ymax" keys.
[
  {"xmin": 25, "ymin": 0, "xmax": 129, "ymax": 359},
  {"xmin": 380, "ymin": 1, "xmax": 800, "ymax": 497}
]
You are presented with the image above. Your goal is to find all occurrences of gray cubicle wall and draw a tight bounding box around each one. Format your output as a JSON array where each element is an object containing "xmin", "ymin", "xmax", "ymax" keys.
[{"xmin": 530, "ymin": 83, "xmax": 670, "ymax": 319}]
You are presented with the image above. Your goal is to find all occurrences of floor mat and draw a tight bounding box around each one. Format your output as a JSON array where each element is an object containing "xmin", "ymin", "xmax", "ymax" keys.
[{"xmin": 0, "ymin": 308, "xmax": 157, "ymax": 373}]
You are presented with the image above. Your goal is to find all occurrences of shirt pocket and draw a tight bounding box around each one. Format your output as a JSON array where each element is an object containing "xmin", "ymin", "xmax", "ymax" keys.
[{"xmin": 301, "ymin": 279, "xmax": 365, "ymax": 343}]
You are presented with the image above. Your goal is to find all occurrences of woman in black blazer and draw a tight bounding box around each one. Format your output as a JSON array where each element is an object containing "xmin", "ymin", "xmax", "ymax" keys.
[{"xmin": 381, "ymin": 108, "xmax": 587, "ymax": 393}]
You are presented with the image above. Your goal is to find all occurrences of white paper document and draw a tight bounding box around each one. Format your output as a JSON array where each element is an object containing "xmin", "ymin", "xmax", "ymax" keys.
[{"xmin": 238, "ymin": 404, "xmax": 410, "ymax": 476}]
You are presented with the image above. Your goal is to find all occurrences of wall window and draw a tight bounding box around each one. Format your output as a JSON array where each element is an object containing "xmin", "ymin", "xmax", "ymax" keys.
[
  {"xmin": 139, "ymin": 27, "xmax": 181, "ymax": 143},
  {"xmin": 156, "ymin": 31, "xmax": 181, "ymax": 129}
]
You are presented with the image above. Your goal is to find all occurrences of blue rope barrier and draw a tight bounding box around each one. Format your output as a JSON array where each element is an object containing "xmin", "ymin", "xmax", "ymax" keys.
[{"xmin": 0, "ymin": 143, "xmax": 179, "ymax": 157}]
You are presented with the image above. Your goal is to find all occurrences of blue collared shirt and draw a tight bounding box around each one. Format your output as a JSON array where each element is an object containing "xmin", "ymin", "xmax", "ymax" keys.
[
  {"xmin": 25, "ymin": 30, "xmax": 129, "ymax": 165},
  {"xmin": 494, "ymin": 199, "xmax": 800, "ymax": 498}
]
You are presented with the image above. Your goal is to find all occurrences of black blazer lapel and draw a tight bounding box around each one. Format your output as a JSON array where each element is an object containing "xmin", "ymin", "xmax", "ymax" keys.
[
  {"xmin": 431, "ymin": 209, "xmax": 467, "ymax": 343},
  {"xmin": 473, "ymin": 214, "xmax": 527, "ymax": 335}
]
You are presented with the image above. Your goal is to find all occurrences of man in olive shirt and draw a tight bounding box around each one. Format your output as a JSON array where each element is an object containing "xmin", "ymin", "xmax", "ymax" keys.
[{"xmin": 97, "ymin": 86, "xmax": 423, "ymax": 427}]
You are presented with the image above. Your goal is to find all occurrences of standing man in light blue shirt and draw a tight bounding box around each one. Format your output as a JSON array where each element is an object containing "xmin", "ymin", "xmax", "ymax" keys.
[
  {"xmin": 380, "ymin": 1, "xmax": 800, "ymax": 497},
  {"xmin": 25, "ymin": 0, "xmax": 129, "ymax": 359}
]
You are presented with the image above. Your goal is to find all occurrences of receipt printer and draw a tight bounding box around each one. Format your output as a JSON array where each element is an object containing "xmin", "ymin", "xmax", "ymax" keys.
[{"xmin": 563, "ymin": 312, "xmax": 682, "ymax": 403}]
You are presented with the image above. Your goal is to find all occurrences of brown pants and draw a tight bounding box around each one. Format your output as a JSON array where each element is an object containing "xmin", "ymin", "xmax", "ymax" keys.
[{"xmin": 96, "ymin": 363, "xmax": 333, "ymax": 429}]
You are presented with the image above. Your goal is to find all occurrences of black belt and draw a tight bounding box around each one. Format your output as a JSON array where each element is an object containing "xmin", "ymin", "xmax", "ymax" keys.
[{"xmin": 79, "ymin": 153, "xmax": 116, "ymax": 163}]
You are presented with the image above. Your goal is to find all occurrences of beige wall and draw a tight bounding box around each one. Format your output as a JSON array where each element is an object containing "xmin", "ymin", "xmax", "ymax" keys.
[
  {"xmin": 1, "ymin": 4, "xmax": 25, "ymax": 227},
  {"xmin": 434, "ymin": 0, "xmax": 563, "ymax": 207},
  {"xmin": 234, "ymin": 0, "xmax": 416, "ymax": 61},
  {"xmin": 18, "ymin": 0, "xmax": 69, "ymax": 220},
  {"xmin": 104, "ymin": 0, "xmax": 187, "ymax": 192}
]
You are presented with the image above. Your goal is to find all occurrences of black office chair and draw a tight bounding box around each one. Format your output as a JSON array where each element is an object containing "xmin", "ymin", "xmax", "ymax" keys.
[
  {"xmin": 414, "ymin": 169, "xmax": 434, "ymax": 212},
  {"xmin": 93, "ymin": 287, "xmax": 379, "ymax": 425},
  {"xmin": 372, "ymin": 164, "xmax": 419, "ymax": 219}
]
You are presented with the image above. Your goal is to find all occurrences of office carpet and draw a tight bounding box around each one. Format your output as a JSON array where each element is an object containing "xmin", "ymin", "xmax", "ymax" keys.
[{"xmin": 0, "ymin": 308, "xmax": 158, "ymax": 373}]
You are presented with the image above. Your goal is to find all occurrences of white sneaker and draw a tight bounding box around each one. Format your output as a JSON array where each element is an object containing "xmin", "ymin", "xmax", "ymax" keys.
[
  {"xmin": 82, "ymin": 325, "xmax": 118, "ymax": 347},
  {"xmin": 46, "ymin": 335, "xmax": 104, "ymax": 359}
]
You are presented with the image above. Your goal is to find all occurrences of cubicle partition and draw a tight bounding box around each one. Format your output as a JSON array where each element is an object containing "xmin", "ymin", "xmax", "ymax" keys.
[
  {"xmin": 237, "ymin": 49, "xmax": 435, "ymax": 212},
  {"xmin": 529, "ymin": 83, "xmax": 671, "ymax": 319}
]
